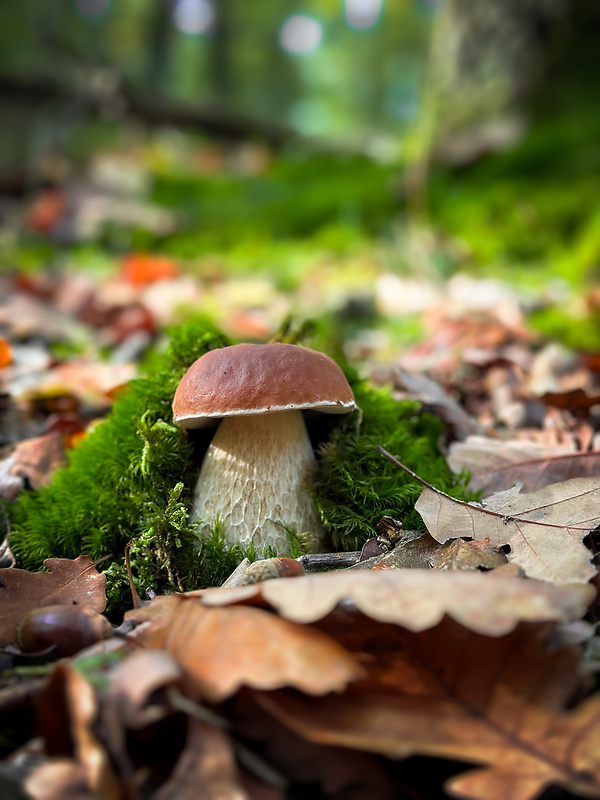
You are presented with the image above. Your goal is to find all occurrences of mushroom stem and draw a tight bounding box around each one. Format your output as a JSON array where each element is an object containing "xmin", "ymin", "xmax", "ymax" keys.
[{"xmin": 190, "ymin": 410, "xmax": 324, "ymax": 555}]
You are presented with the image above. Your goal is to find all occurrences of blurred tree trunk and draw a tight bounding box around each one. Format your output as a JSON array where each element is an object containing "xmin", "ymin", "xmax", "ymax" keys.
[
  {"xmin": 210, "ymin": 0, "xmax": 233, "ymax": 108},
  {"xmin": 145, "ymin": 0, "xmax": 172, "ymax": 92},
  {"xmin": 404, "ymin": 0, "xmax": 569, "ymax": 218}
]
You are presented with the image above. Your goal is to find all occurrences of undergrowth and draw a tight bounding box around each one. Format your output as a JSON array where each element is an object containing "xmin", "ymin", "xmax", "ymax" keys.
[
  {"xmin": 314, "ymin": 378, "xmax": 472, "ymax": 551},
  {"xmin": 8, "ymin": 321, "xmax": 471, "ymax": 609},
  {"xmin": 8, "ymin": 319, "xmax": 232, "ymax": 609}
]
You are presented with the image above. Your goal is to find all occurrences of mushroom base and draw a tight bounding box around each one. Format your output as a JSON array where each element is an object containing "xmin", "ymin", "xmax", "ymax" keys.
[{"xmin": 190, "ymin": 410, "xmax": 325, "ymax": 556}]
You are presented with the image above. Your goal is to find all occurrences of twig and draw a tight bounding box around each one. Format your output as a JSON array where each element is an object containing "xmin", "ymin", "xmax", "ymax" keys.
[
  {"xmin": 296, "ymin": 551, "xmax": 361, "ymax": 571},
  {"xmin": 376, "ymin": 445, "xmax": 599, "ymax": 533}
]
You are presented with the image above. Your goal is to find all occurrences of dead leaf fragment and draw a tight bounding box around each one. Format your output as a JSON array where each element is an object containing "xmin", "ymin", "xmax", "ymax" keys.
[
  {"xmin": 36, "ymin": 663, "xmax": 120, "ymax": 800},
  {"xmin": 255, "ymin": 618, "xmax": 600, "ymax": 800},
  {"xmin": 0, "ymin": 432, "xmax": 68, "ymax": 500},
  {"xmin": 152, "ymin": 718, "xmax": 248, "ymax": 800},
  {"xmin": 196, "ymin": 569, "xmax": 594, "ymax": 637},
  {"xmin": 448, "ymin": 435, "xmax": 600, "ymax": 494},
  {"xmin": 415, "ymin": 477, "xmax": 600, "ymax": 583},
  {"xmin": 430, "ymin": 538, "xmax": 508, "ymax": 571},
  {"xmin": 394, "ymin": 365, "xmax": 481, "ymax": 438},
  {"xmin": 0, "ymin": 556, "xmax": 107, "ymax": 646},
  {"xmin": 128, "ymin": 596, "xmax": 363, "ymax": 702}
]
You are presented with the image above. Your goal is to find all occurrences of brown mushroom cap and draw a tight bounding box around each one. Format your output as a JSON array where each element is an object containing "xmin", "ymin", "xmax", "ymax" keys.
[{"xmin": 172, "ymin": 343, "xmax": 356, "ymax": 429}]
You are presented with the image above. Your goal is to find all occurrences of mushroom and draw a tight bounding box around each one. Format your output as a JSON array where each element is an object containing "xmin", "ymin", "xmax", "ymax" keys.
[{"xmin": 172, "ymin": 343, "xmax": 356, "ymax": 555}]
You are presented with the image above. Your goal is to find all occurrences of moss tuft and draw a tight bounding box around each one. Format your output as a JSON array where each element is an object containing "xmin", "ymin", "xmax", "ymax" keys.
[
  {"xmin": 8, "ymin": 319, "xmax": 231, "ymax": 601},
  {"xmin": 314, "ymin": 378, "xmax": 472, "ymax": 551}
]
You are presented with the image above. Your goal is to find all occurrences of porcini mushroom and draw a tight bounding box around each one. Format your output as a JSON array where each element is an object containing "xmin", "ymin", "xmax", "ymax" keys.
[{"xmin": 172, "ymin": 343, "xmax": 356, "ymax": 555}]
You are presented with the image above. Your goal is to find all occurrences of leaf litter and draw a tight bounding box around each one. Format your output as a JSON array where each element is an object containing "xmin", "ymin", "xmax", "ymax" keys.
[{"xmin": 5, "ymin": 221, "xmax": 600, "ymax": 797}]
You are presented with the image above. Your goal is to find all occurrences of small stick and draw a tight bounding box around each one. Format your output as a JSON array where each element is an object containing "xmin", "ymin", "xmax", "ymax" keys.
[{"xmin": 296, "ymin": 551, "xmax": 361, "ymax": 571}]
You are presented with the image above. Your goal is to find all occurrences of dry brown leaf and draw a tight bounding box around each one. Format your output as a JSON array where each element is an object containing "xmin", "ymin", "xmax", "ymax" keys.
[
  {"xmin": 151, "ymin": 718, "xmax": 247, "ymax": 800},
  {"xmin": 127, "ymin": 596, "xmax": 363, "ymax": 702},
  {"xmin": 253, "ymin": 618, "xmax": 600, "ymax": 800},
  {"xmin": 415, "ymin": 476, "xmax": 600, "ymax": 583},
  {"xmin": 195, "ymin": 569, "xmax": 594, "ymax": 637},
  {"xmin": 448, "ymin": 435, "xmax": 600, "ymax": 494},
  {"xmin": 430, "ymin": 538, "xmax": 508, "ymax": 571},
  {"xmin": 25, "ymin": 760, "xmax": 98, "ymax": 800},
  {"xmin": 0, "ymin": 432, "xmax": 67, "ymax": 500},
  {"xmin": 36, "ymin": 662, "xmax": 121, "ymax": 800},
  {"xmin": 393, "ymin": 366, "xmax": 481, "ymax": 438},
  {"xmin": 0, "ymin": 556, "xmax": 107, "ymax": 645}
]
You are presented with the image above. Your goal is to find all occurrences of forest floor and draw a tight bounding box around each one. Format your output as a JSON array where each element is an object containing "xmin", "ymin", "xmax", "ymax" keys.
[{"xmin": 2, "ymin": 131, "xmax": 600, "ymax": 800}]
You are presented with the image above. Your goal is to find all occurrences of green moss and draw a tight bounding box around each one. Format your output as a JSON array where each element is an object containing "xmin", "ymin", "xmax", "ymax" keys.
[
  {"xmin": 314, "ymin": 378, "xmax": 472, "ymax": 551},
  {"xmin": 8, "ymin": 319, "xmax": 231, "ymax": 604},
  {"xmin": 8, "ymin": 322, "xmax": 468, "ymax": 606}
]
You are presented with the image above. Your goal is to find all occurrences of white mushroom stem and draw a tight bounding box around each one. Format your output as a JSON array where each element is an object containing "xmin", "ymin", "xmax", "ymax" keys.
[{"xmin": 190, "ymin": 410, "xmax": 325, "ymax": 555}]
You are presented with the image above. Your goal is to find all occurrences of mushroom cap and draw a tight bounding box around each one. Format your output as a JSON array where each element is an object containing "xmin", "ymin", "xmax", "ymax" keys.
[{"xmin": 172, "ymin": 342, "xmax": 357, "ymax": 429}]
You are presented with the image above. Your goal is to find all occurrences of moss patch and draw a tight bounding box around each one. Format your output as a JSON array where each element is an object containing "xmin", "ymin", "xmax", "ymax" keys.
[
  {"xmin": 8, "ymin": 320, "xmax": 233, "ymax": 608},
  {"xmin": 8, "ymin": 323, "xmax": 470, "ymax": 608},
  {"xmin": 314, "ymin": 378, "xmax": 472, "ymax": 551}
]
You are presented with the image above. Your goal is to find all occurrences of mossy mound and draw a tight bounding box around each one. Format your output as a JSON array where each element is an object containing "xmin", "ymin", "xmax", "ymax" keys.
[
  {"xmin": 314, "ymin": 379, "xmax": 472, "ymax": 551},
  {"xmin": 8, "ymin": 322, "xmax": 470, "ymax": 608},
  {"xmin": 7, "ymin": 320, "xmax": 236, "ymax": 608}
]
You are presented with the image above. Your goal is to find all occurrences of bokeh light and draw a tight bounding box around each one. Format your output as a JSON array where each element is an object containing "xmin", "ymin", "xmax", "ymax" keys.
[
  {"xmin": 171, "ymin": 0, "xmax": 216, "ymax": 35},
  {"xmin": 278, "ymin": 14, "xmax": 323, "ymax": 55},
  {"xmin": 344, "ymin": 0, "xmax": 382, "ymax": 30}
]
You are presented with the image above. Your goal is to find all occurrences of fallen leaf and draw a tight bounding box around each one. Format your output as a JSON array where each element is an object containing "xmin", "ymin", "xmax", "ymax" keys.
[
  {"xmin": 430, "ymin": 538, "xmax": 508, "ymax": 572},
  {"xmin": 152, "ymin": 718, "xmax": 248, "ymax": 800},
  {"xmin": 393, "ymin": 366, "xmax": 481, "ymax": 438},
  {"xmin": 378, "ymin": 446, "xmax": 599, "ymax": 584},
  {"xmin": 542, "ymin": 387, "xmax": 600, "ymax": 411},
  {"xmin": 448, "ymin": 435, "xmax": 600, "ymax": 494},
  {"xmin": 0, "ymin": 432, "xmax": 68, "ymax": 500},
  {"xmin": 0, "ymin": 337, "xmax": 12, "ymax": 368},
  {"xmin": 415, "ymin": 476, "xmax": 600, "ymax": 583},
  {"xmin": 254, "ymin": 617, "xmax": 600, "ymax": 800},
  {"xmin": 127, "ymin": 596, "xmax": 363, "ymax": 702},
  {"xmin": 0, "ymin": 557, "xmax": 107, "ymax": 646},
  {"xmin": 25, "ymin": 760, "xmax": 97, "ymax": 800},
  {"xmin": 195, "ymin": 569, "xmax": 594, "ymax": 637},
  {"xmin": 35, "ymin": 663, "xmax": 120, "ymax": 800},
  {"xmin": 120, "ymin": 253, "xmax": 179, "ymax": 286},
  {"xmin": 231, "ymin": 691, "xmax": 395, "ymax": 800}
]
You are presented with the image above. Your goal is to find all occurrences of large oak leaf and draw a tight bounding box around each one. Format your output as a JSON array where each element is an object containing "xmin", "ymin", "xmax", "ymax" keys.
[
  {"xmin": 195, "ymin": 569, "xmax": 594, "ymax": 636},
  {"xmin": 253, "ymin": 618, "xmax": 600, "ymax": 800},
  {"xmin": 127, "ymin": 596, "xmax": 363, "ymax": 702},
  {"xmin": 415, "ymin": 477, "xmax": 600, "ymax": 583}
]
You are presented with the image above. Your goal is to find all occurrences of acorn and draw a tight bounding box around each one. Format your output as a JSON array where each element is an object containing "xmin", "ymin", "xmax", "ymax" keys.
[
  {"xmin": 241, "ymin": 557, "xmax": 306, "ymax": 585},
  {"xmin": 17, "ymin": 605, "xmax": 112, "ymax": 658}
]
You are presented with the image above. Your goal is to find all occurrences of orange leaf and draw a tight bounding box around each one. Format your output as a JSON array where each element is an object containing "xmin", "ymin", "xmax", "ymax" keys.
[
  {"xmin": 120, "ymin": 253, "xmax": 179, "ymax": 285},
  {"xmin": 0, "ymin": 336, "xmax": 11, "ymax": 368}
]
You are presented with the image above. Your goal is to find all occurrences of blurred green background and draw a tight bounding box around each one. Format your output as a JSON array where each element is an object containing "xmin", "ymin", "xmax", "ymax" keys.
[{"xmin": 1, "ymin": 0, "xmax": 600, "ymax": 347}]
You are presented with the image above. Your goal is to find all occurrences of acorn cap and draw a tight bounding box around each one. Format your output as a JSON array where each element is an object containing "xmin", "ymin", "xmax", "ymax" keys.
[{"xmin": 172, "ymin": 343, "xmax": 357, "ymax": 429}]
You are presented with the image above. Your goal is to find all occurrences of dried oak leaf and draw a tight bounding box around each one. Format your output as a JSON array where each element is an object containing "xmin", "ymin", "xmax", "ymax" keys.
[
  {"xmin": 152, "ymin": 717, "xmax": 260, "ymax": 800},
  {"xmin": 415, "ymin": 476, "xmax": 600, "ymax": 584},
  {"xmin": 429, "ymin": 538, "xmax": 508, "ymax": 572},
  {"xmin": 0, "ymin": 431, "xmax": 67, "ymax": 500},
  {"xmin": 448, "ymin": 434, "xmax": 600, "ymax": 494},
  {"xmin": 253, "ymin": 617, "xmax": 600, "ymax": 800},
  {"xmin": 126, "ymin": 595, "xmax": 363, "ymax": 702},
  {"xmin": 194, "ymin": 569, "xmax": 593, "ymax": 637},
  {"xmin": 0, "ymin": 556, "xmax": 107, "ymax": 646},
  {"xmin": 33, "ymin": 662, "xmax": 120, "ymax": 800}
]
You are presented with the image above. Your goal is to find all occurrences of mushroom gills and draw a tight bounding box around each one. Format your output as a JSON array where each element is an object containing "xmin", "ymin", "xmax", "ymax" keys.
[{"xmin": 190, "ymin": 410, "xmax": 324, "ymax": 555}]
